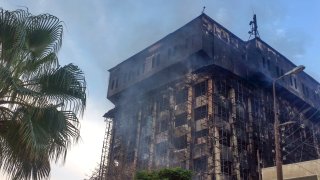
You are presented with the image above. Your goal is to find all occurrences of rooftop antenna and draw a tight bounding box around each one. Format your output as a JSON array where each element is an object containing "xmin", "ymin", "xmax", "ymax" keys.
[
  {"xmin": 248, "ymin": 14, "xmax": 260, "ymax": 39},
  {"xmin": 202, "ymin": 6, "xmax": 206, "ymax": 14}
]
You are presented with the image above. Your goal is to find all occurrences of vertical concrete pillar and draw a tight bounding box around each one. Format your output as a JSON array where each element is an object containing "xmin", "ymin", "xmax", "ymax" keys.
[
  {"xmin": 186, "ymin": 85, "xmax": 193, "ymax": 170},
  {"xmin": 167, "ymin": 89, "xmax": 175, "ymax": 168},
  {"xmin": 229, "ymin": 88, "xmax": 241, "ymax": 180},
  {"xmin": 148, "ymin": 100, "xmax": 157, "ymax": 170},
  {"xmin": 133, "ymin": 110, "xmax": 142, "ymax": 173},
  {"xmin": 213, "ymin": 80, "xmax": 221, "ymax": 180},
  {"xmin": 247, "ymin": 97, "xmax": 254, "ymax": 180},
  {"xmin": 207, "ymin": 78, "xmax": 214, "ymax": 180},
  {"xmin": 214, "ymin": 127, "xmax": 221, "ymax": 180}
]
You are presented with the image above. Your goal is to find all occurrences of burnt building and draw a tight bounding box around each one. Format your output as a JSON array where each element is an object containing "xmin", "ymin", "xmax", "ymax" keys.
[{"xmin": 102, "ymin": 13, "xmax": 320, "ymax": 180}]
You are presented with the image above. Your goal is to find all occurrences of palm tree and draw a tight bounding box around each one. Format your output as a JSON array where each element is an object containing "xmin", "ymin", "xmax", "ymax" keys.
[{"xmin": 0, "ymin": 8, "xmax": 86, "ymax": 180}]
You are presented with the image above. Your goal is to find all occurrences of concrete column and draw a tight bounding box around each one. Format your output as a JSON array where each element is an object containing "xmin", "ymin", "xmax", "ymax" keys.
[
  {"xmin": 167, "ymin": 89, "xmax": 175, "ymax": 168},
  {"xmin": 213, "ymin": 80, "xmax": 221, "ymax": 180},
  {"xmin": 229, "ymin": 88, "xmax": 241, "ymax": 180},
  {"xmin": 247, "ymin": 97, "xmax": 255, "ymax": 180},
  {"xmin": 207, "ymin": 78, "xmax": 214, "ymax": 180},
  {"xmin": 214, "ymin": 127, "xmax": 221, "ymax": 180},
  {"xmin": 133, "ymin": 110, "xmax": 142, "ymax": 173},
  {"xmin": 148, "ymin": 100, "xmax": 157, "ymax": 170},
  {"xmin": 186, "ymin": 85, "xmax": 193, "ymax": 170}
]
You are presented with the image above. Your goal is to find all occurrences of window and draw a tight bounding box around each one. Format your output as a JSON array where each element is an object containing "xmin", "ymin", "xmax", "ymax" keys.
[
  {"xmin": 158, "ymin": 120, "xmax": 168, "ymax": 132},
  {"xmin": 174, "ymin": 135, "xmax": 187, "ymax": 149},
  {"xmin": 221, "ymin": 161, "xmax": 232, "ymax": 175},
  {"xmin": 151, "ymin": 56, "xmax": 155, "ymax": 68},
  {"xmin": 194, "ymin": 105, "xmax": 208, "ymax": 120},
  {"xmin": 176, "ymin": 89, "xmax": 188, "ymax": 104},
  {"xmin": 262, "ymin": 57, "xmax": 266, "ymax": 68},
  {"xmin": 195, "ymin": 129, "xmax": 208, "ymax": 139},
  {"xmin": 156, "ymin": 54, "xmax": 161, "ymax": 66},
  {"xmin": 219, "ymin": 130, "xmax": 230, "ymax": 147},
  {"xmin": 111, "ymin": 80, "xmax": 115, "ymax": 89},
  {"xmin": 126, "ymin": 151, "xmax": 135, "ymax": 163},
  {"xmin": 158, "ymin": 96, "xmax": 169, "ymax": 111},
  {"xmin": 267, "ymin": 59, "xmax": 271, "ymax": 70},
  {"xmin": 175, "ymin": 113, "xmax": 187, "ymax": 127},
  {"xmin": 156, "ymin": 142, "xmax": 167, "ymax": 156},
  {"xmin": 290, "ymin": 76, "xmax": 293, "ymax": 86},
  {"xmin": 294, "ymin": 78, "xmax": 297, "ymax": 89},
  {"xmin": 216, "ymin": 103, "xmax": 228, "ymax": 120},
  {"xmin": 276, "ymin": 66, "xmax": 280, "ymax": 77},
  {"xmin": 216, "ymin": 80, "xmax": 227, "ymax": 97},
  {"xmin": 195, "ymin": 81, "xmax": 207, "ymax": 97},
  {"xmin": 194, "ymin": 156, "xmax": 207, "ymax": 172},
  {"xmin": 302, "ymin": 84, "xmax": 310, "ymax": 97}
]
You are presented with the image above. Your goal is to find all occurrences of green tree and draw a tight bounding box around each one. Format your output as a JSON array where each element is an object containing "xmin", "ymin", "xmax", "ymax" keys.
[
  {"xmin": 0, "ymin": 8, "xmax": 86, "ymax": 179},
  {"xmin": 135, "ymin": 167, "xmax": 192, "ymax": 180}
]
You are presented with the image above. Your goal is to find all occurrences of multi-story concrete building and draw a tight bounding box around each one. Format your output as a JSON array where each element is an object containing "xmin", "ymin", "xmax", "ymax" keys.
[{"xmin": 103, "ymin": 13, "xmax": 320, "ymax": 180}]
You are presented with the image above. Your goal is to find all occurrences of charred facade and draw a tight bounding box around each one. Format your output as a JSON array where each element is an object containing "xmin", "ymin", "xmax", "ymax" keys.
[{"xmin": 103, "ymin": 14, "xmax": 320, "ymax": 180}]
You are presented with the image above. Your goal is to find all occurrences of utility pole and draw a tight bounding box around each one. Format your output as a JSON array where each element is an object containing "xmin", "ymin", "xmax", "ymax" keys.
[
  {"xmin": 273, "ymin": 80, "xmax": 283, "ymax": 180},
  {"xmin": 272, "ymin": 65, "xmax": 305, "ymax": 180}
]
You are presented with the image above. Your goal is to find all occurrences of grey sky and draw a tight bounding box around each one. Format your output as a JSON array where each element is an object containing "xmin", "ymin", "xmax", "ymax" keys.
[{"xmin": 1, "ymin": 0, "xmax": 320, "ymax": 179}]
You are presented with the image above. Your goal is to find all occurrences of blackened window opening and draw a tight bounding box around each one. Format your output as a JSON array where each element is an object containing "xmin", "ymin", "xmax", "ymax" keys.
[
  {"xmin": 221, "ymin": 161, "xmax": 232, "ymax": 175},
  {"xmin": 156, "ymin": 142, "xmax": 168, "ymax": 156},
  {"xmin": 176, "ymin": 89, "xmax": 188, "ymax": 104},
  {"xmin": 158, "ymin": 120, "xmax": 168, "ymax": 132},
  {"xmin": 194, "ymin": 105, "xmax": 208, "ymax": 120},
  {"xmin": 195, "ymin": 81, "xmax": 207, "ymax": 97},
  {"xmin": 195, "ymin": 129, "xmax": 209, "ymax": 139},
  {"xmin": 194, "ymin": 156, "xmax": 207, "ymax": 172},
  {"xmin": 158, "ymin": 96, "xmax": 169, "ymax": 111},
  {"xmin": 174, "ymin": 135, "xmax": 187, "ymax": 149},
  {"xmin": 219, "ymin": 130, "xmax": 231, "ymax": 147},
  {"xmin": 175, "ymin": 113, "xmax": 187, "ymax": 127}
]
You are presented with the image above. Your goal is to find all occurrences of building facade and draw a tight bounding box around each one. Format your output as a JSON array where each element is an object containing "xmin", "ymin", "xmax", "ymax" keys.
[{"xmin": 104, "ymin": 14, "xmax": 320, "ymax": 180}]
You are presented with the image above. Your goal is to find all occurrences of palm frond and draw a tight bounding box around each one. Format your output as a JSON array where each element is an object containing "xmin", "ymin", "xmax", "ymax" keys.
[
  {"xmin": 38, "ymin": 63, "xmax": 86, "ymax": 115},
  {"xmin": 0, "ymin": 8, "xmax": 85, "ymax": 180},
  {"xmin": 25, "ymin": 13, "xmax": 63, "ymax": 59}
]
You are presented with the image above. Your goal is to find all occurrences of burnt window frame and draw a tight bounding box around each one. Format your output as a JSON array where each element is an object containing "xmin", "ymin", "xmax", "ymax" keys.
[
  {"xmin": 173, "ymin": 135, "xmax": 187, "ymax": 150},
  {"xmin": 267, "ymin": 59, "xmax": 271, "ymax": 70},
  {"xmin": 221, "ymin": 160, "xmax": 232, "ymax": 175},
  {"xmin": 194, "ymin": 105, "xmax": 208, "ymax": 121},
  {"xmin": 158, "ymin": 96, "xmax": 169, "ymax": 111},
  {"xmin": 156, "ymin": 53, "xmax": 161, "ymax": 66},
  {"xmin": 195, "ymin": 81, "xmax": 208, "ymax": 97},
  {"xmin": 158, "ymin": 120, "xmax": 168, "ymax": 132},
  {"xmin": 195, "ymin": 129, "xmax": 209, "ymax": 139},
  {"xmin": 262, "ymin": 57, "xmax": 266, "ymax": 68},
  {"xmin": 219, "ymin": 130, "xmax": 231, "ymax": 147},
  {"xmin": 155, "ymin": 141, "xmax": 168, "ymax": 157},
  {"xmin": 175, "ymin": 113, "xmax": 187, "ymax": 127},
  {"xmin": 193, "ymin": 156, "xmax": 207, "ymax": 172},
  {"xmin": 176, "ymin": 89, "xmax": 188, "ymax": 104},
  {"xmin": 151, "ymin": 55, "xmax": 156, "ymax": 68}
]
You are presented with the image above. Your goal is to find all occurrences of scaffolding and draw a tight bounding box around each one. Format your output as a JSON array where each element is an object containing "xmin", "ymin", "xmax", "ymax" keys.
[
  {"xmin": 98, "ymin": 119, "xmax": 113, "ymax": 179},
  {"xmin": 99, "ymin": 71, "xmax": 320, "ymax": 180}
]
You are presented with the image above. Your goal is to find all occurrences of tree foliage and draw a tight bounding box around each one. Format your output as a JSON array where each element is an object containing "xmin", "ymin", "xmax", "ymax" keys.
[
  {"xmin": 0, "ymin": 8, "xmax": 86, "ymax": 180},
  {"xmin": 135, "ymin": 167, "xmax": 192, "ymax": 180}
]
